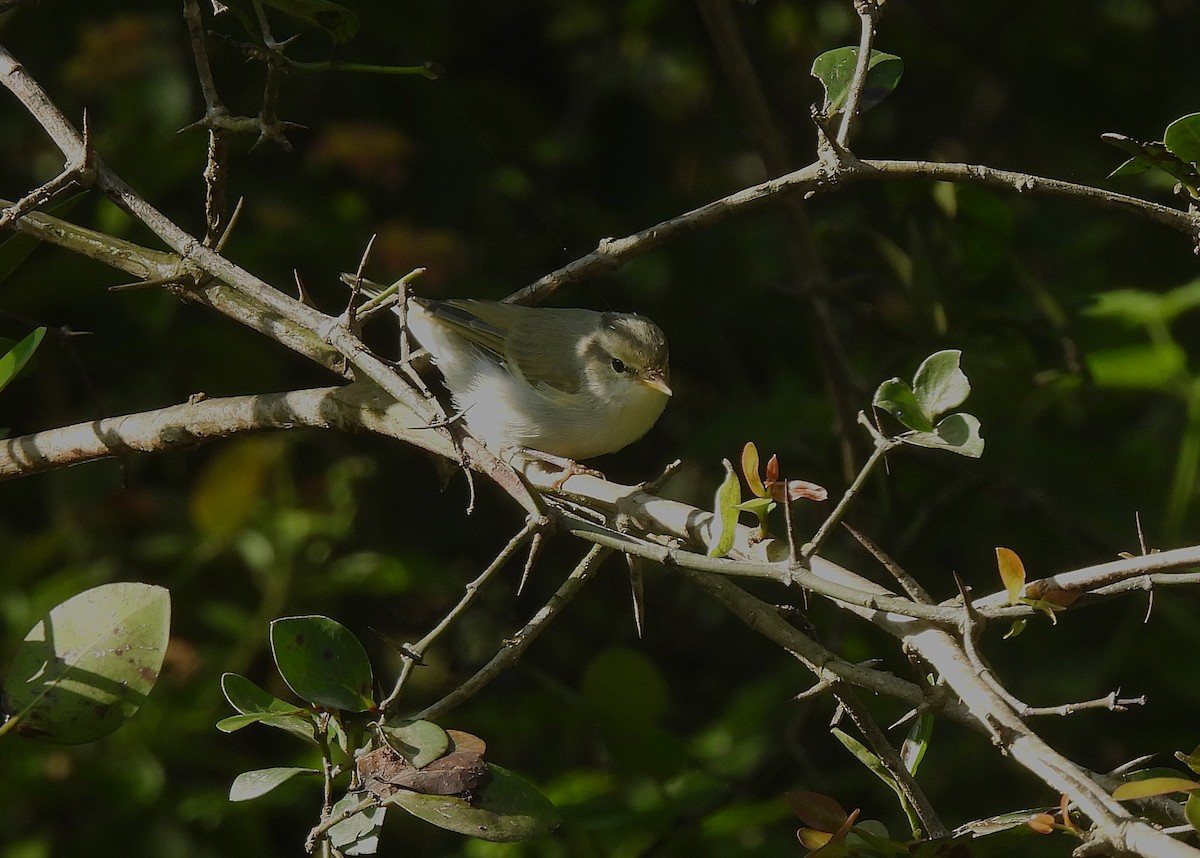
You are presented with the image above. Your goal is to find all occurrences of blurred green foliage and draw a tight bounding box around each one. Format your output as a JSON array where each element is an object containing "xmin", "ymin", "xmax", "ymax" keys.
[{"xmin": 3, "ymin": 0, "xmax": 1200, "ymax": 855}]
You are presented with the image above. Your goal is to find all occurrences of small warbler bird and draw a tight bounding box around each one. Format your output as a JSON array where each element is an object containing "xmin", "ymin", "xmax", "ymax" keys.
[{"xmin": 404, "ymin": 298, "xmax": 671, "ymax": 461}]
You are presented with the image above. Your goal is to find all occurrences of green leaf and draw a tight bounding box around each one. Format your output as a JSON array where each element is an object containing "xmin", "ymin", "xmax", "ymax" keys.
[
  {"xmin": 270, "ymin": 616, "xmax": 376, "ymax": 712},
  {"xmin": 1113, "ymin": 776, "xmax": 1200, "ymax": 800},
  {"xmin": 257, "ymin": 0, "xmax": 359, "ymax": 43},
  {"xmin": 1101, "ymin": 133, "xmax": 1200, "ymax": 188},
  {"xmin": 832, "ymin": 728, "xmax": 921, "ymax": 835},
  {"xmin": 900, "ymin": 713, "xmax": 934, "ymax": 776},
  {"xmin": 706, "ymin": 459, "xmax": 741, "ymax": 558},
  {"xmin": 215, "ymin": 711, "xmax": 318, "ymax": 743},
  {"xmin": 734, "ymin": 496, "xmax": 775, "ymax": 517},
  {"xmin": 216, "ymin": 712, "xmax": 284, "ymax": 733},
  {"xmin": 1186, "ymin": 792, "xmax": 1200, "ymax": 832},
  {"xmin": 328, "ymin": 793, "xmax": 386, "ymax": 855},
  {"xmin": 1086, "ymin": 342, "xmax": 1186, "ymax": 390},
  {"xmin": 0, "ymin": 326, "xmax": 46, "ymax": 395},
  {"xmin": 1102, "ymin": 132, "xmax": 1157, "ymax": 161},
  {"xmin": 217, "ymin": 671, "xmax": 317, "ymax": 741},
  {"xmin": 385, "ymin": 764, "xmax": 560, "ymax": 842},
  {"xmin": 902, "ymin": 413, "xmax": 985, "ymax": 458},
  {"xmin": 221, "ymin": 672, "xmax": 303, "ymax": 716},
  {"xmin": 379, "ymin": 718, "xmax": 451, "ymax": 768},
  {"xmin": 1176, "ymin": 746, "xmax": 1200, "ymax": 776},
  {"xmin": 810, "ymin": 47, "xmax": 904, "ymax": 115},
  {"xmin": 2, "ymin": 582, "xmax": 170, "ymax": 744},
  {"xmin": 0, "ymin": 190, "xmax": 88, "ymax": 284},
  {"xmin": 1003, "ymin": 618, "xmax": 1028, "ymax": 640},
  {"xmin": 1108, "ymin": 155, "xmax": 1154, "ymax": 179},
  {"xmin": 1164, "ymin": 113, "xmax": 1200, "ymax": 165},
  {"xmin": 912, "ymin": 349, "xmax": 970, "ymax": 420},
  {"xmin": 873, "ymin": 378, "xmax": 933, "ymax": 432},
  {"xmin": 229, "ymin": 766, "xmax": 319, "ymax": 802}
]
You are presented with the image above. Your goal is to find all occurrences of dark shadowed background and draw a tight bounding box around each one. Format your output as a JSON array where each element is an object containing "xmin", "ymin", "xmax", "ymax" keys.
[{"xmin": 2, "ymin": 1, "xmax": 1199, "ymax": 855}]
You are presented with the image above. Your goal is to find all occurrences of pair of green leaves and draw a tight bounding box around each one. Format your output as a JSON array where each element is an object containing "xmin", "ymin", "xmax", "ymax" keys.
[
  {"xmin": 707, "ymin": 352, "xmax": 983, "ymax": 558},
  {"xmin": 1, "ymin": 583, "xmax": 171, "ymax": 744},
  {"xmin": 219, "ymin": 615, "xmax": 376, "ymax": 811},
  {"xmin": 219, "ymin": 616, "xmax": 375, "ymax": 745},
  {"xmin": 872, "ymin": 350, "xmax": 984, "ymax": 458},
  {"xmin": 219, "ymin": 615, "xmax": 558, "ymax": 849},
  {"xmin": 1105, "ymin": 113, "xmax": 1200, "ymax": 201}
]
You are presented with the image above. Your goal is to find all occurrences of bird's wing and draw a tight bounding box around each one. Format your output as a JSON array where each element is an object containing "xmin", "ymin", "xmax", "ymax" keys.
[
  {"xmin": 423, "ymin": 299, "xmax": 510, "ymax": 361},
  {"xmin": 503, "ymin": 314, "xmax": 586, "ymax": 395},
  {"xmin": 436, "ymin": 301, "xmax": 594, "ymax": 395}
]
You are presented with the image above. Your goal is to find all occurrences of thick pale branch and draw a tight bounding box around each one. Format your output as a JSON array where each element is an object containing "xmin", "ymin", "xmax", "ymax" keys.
[
  {"xmin": 963, "ymin": 545, "xmax": 1200, "ymax": 609},
  {"xmin": 0, "ymin": 383, "xmax": 454, "ymax": 480},
  {"xmin": 0, "ymin": 197, "xmax": 178, "ymax": 280},
  {"xmin": 903, "ymin": 626, "xmax": 1197, "ymax": 856},
  {"xmin": 0, "ymin": 42, "xmax": 538, "ymax": 515}
]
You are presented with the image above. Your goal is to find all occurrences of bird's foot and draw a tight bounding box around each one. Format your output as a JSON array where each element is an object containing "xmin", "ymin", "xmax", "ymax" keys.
[{"xmin": 506, "ymin": 447, "xmax": 605, "ymax": 489}]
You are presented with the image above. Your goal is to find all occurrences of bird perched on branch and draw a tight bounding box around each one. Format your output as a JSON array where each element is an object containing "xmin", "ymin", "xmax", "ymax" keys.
[{"xmin": 404, "ymin": 298, "xmax": 671, "ymax": 462}]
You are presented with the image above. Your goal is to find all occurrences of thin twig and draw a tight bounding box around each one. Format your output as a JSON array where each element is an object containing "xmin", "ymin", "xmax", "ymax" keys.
[
  {"xmin": 305, "ymin": 794, "xmax": 377, "ymax": 853},
  {"xmin": 182, "ymin": 0, "xmax": 231, "ymax": 242},
  {"xmin": 517, "ymin": 529, "xmax": 546, "ymax": 596},
  {"xmin": 414, "ymin": 544, "xmax": 611, "ymax": 721},
  {"xmin": 0, "ymin": 111, "xmax": 93, "ymax": 233},
  {"xmin": 502, "ymin": 157, "xmax": 1199, "ymax": 307},
  {"xmin": 344, "ymin": 234, "xmax": 377, "ymax": 327},
  {"xmin": 803, "ymin": 432, "xmax": 901, "ymax": 561},
  {"xmin": 844, "ymin": 523, "xmax": 934, "ymax": 603},
  {"xmin": 380, "ymin": 518, "xmax": 543, "ymax": 715},
  {"xmin": 831, "ymin": 684, "xmax": 947, "ymax": 838},
  {"xmin": 835, "ymin": 1, "xmax": 882, "ymax": 147},
  {"xmin": 1021, "ymin": 692, "xmax": 1147, "ymax": 718}
]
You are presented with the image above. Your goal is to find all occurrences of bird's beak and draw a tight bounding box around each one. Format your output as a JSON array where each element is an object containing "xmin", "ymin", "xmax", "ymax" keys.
[{"xmin": 640, "ymin": 371, "xmax": 673, "ymax": 397}]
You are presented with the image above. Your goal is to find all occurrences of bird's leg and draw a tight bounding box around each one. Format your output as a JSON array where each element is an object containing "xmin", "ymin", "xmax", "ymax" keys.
[{"xmin": 507, "ymin": 447, "xmax": 605, "ymax": 489}]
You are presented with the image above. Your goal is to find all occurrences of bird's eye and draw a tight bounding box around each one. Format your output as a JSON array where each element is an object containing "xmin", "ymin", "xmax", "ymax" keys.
[{"xmin": 610, "ymin": 358, "xmax": 627, "ymax": 374}]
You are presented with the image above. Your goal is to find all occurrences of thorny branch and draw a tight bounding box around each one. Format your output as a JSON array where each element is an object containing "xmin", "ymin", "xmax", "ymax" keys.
[
  {"xmin": 4, "ymin": 7, "xmax": 1200, "ymax": 854},
  {"xmin": 414, "ymin": 544, "xmax": 612, "ymax": 722},
  {"xmin": 379, "ymin": 517, "xmax": 547, "ymax": 715}
]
